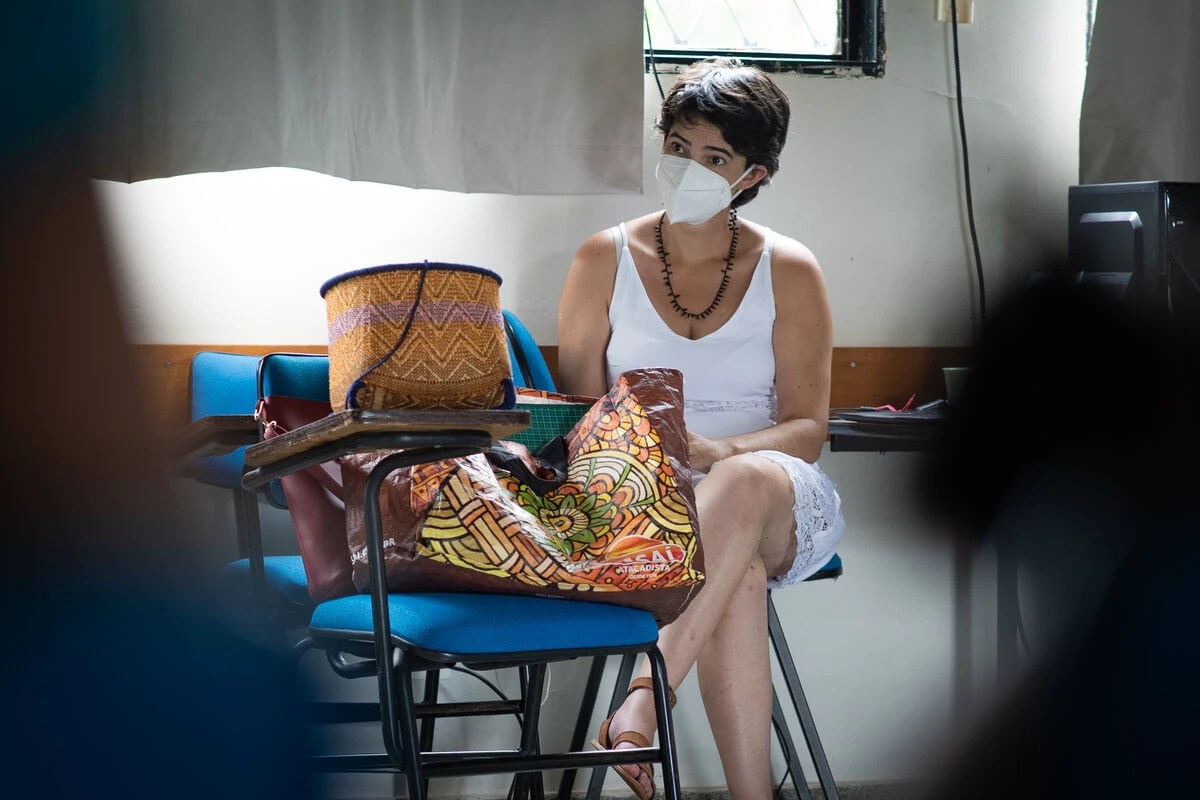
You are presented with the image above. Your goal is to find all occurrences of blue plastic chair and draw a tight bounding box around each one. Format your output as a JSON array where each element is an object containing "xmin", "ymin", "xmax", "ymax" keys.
[
  {"xmin": 245, "ymin": 348, "xmax": 682, "ymax": 800},
  {"xmin": 186, "ymin": 323, "xmax": 598, "ymax": 796},
  {"xmin": 185, "ymin": 311, "xmax": 557, "ymax": 625},
  {"xmin": 186, "ymin": 352, "xmax": 313, "ymax": 622},
  {"xmin": 504, "ymin": 309, "xmax": 556, "ymax": 392}
]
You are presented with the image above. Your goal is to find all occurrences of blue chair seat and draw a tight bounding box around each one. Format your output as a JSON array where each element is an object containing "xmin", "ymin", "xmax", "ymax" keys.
[
  {"xmin": 808, "ymin": 553, "xmax": 843, "ymax": 581},
  {"xmin": 310, "ymin": 593, "xmax": 659, "ymax": 659},
  {"xmin": 221, "ymin": 555, "xmax": 313, "ymax": 606}
]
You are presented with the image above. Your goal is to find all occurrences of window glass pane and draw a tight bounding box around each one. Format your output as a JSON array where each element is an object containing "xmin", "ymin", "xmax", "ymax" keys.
[{"xmin": 645, "ymin": 0, "xmax": 841, "ymax": 57}]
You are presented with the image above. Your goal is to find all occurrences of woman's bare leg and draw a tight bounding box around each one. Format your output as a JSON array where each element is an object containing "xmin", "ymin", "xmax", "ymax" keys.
[
  {"xmin": 697, "ymin": 559, "xmax": 773, "ymax": 797},
  {"xmin": 604, "ymin": 454, "xmax": 797, "ymax": 797}
]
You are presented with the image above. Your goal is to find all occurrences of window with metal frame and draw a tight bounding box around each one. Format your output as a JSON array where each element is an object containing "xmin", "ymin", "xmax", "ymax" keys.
[{"xmin": 644, "ymin": 0, "xmax": 885, "ymax": 77}]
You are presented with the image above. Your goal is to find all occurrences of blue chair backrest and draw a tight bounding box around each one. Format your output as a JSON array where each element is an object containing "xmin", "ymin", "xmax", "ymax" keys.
[
  {"xmin": 188, "ymin": 350, "xmax": 293, "ymax": 508},
  {"xmin": 188, "ymin": 351, "xmax": 262, "ymax": 489},
  {"xmin": 255, "ymin": 353, "xmax": 332, "ymax": 510},
  {"xmin": 258, "ymin": 352, "xmax": 331, "ymax": 402},
  {"xmin": 504, "ymin": 310, "xmax": 556, "ymax": 392}
]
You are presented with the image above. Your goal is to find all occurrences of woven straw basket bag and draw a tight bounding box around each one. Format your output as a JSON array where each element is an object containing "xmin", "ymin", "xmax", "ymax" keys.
[{"xmin": 320, "ymin": 262, "xmax": 515, "ymax": 411}]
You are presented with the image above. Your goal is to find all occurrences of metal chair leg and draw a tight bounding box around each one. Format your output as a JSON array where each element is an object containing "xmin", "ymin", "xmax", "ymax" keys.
[
  {"xmin": 394, "ymin": 650, "xmax": 428, "ymax": 800},
  {"xmin": 233, "ymin": 486, "xmax": 275, "ymax": 639},
  {"xmin": 504, "ymin": 666, "xmax": 544, "ymax": 800},
  {"xmin": 566, "ymin": 597, "xmax": 838, "ymax": 800},
  {"xmin": 556, "ymin": 655, "xmax": 608, "ymax": 800},
  {"xmin": 512, "ymin": 664, "xmax": 547, "ymax": 800},
  {"xmin": 647, "ymin": 647, "xmax": 681, "ymax": 800},
  {"xmin": 419, "ymin": 670, "xmax": 440, "ymax": 799},
  {"xmin": 586, "ymin": 652, "xmax": 637, "ymax": 800},
  {"xmin": 772, "ymin": 688, "xmax": 813, "ymax": 800},
  {"xmin": 768, "ymin": 592, "xmax": 839, "ymax": 800},
  {"xmin": 525, "ymin": 669, "xmax": 546, "ymax": 800}
]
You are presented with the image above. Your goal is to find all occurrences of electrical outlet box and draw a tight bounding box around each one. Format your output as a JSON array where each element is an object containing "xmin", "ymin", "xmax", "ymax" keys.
[{"xmin": 936, "ymin": 0, "xmax": 975, "ymax": 23}]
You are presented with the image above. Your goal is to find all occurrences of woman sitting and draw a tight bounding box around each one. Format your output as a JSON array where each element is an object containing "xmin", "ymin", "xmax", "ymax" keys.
[{"xmin": 557, "ymin": 58, "xmax": 846, "ymax": 799}]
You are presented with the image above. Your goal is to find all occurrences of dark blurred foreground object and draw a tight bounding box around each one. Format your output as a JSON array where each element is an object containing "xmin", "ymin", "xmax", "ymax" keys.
[
  {"xmin": 924, "ymin": 274, "xmax": 1197, "ymax": 535},
  {"xmin": 4, "ymin": 571, "xmax": 310, "ymax": 799},
  {"xmin": 921, "ymin": 276, "xmax": 1200, "ymax": 798},
  {"xmin": 1, "ymin": 3, "xmax": 311, "ymax": 796},
  {"xmin": 923, "ymin": 519, "xmax": 1199, "ymax": 800}
]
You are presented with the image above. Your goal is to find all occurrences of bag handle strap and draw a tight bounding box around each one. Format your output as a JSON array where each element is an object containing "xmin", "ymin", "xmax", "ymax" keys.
[
  {"xmin": 485, "ymin": 437, "xmax": 569, "ymax": 496},
  {"xmin": 256, "ymin": 397, "xmax": 345, "ymax": 499},
  {"xmin": 344, "ymin": 260, "xmax": 430, "ymax": 409}
]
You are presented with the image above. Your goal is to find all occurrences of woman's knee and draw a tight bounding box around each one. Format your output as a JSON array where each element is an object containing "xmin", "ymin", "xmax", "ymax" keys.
[
  {"xmin": 699, "ymin": 455, "xmax": 796, "ymax": 554},
  {"xmin": 705, "ymin": 454, "xmax": 792, "ymax": 505}
]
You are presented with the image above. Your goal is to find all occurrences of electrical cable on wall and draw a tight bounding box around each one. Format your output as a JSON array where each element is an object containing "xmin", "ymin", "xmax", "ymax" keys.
[
  {"xmin": 950, "ymin": 0, "xmax": 987, "ymax": 327},
  {"xmin": 950, "ymin": 1, "xmax": 1033, "ymax": 660}
]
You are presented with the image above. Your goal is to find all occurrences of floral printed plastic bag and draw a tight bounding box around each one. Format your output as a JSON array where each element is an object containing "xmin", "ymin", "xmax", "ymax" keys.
[{"xmin": 341, "ymin": 368, "xmax": 705, "ymax": 626}]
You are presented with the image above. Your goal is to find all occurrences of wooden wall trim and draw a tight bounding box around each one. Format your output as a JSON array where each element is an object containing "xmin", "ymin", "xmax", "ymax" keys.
[
  {"xmin": 536, "ymin": 345, "xmax": 972, "ymax": 412},
  {"xmin": 828, "ymin": 346, "xmax": 972, "ymax": 410},
  {"xmin": 133, "ymin": 344, "xmax": 328, "ymax": 435},
  {"xmin": 135, "ymin": 343, "xmax": 971, "ymax": 433}
]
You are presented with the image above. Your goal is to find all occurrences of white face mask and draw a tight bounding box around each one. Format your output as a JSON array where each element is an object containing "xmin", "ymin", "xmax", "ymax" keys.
[{"xmin": 655, "ymin": 154, "xmax": 755, "ymax": 225}]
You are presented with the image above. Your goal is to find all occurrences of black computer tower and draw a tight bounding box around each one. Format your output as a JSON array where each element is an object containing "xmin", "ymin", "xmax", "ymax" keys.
[{"xmin": 1068, "ymin": 181, "xmax": 1200, "ymax": 330}]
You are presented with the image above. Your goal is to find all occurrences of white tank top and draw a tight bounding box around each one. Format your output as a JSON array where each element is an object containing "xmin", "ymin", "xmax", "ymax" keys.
[{"xmin": 605, "ymin": 222, "xmax": 778, "ymax": 439}]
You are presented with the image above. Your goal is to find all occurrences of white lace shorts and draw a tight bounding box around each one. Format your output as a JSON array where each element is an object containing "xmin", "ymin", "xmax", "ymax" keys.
[
  {"xmin": 693, "ymin": 451, "xmax": 845, "ymax": 589},
  {"xmin": 754, "ymin": 451, "xmax": 845, "ymax": 587}
]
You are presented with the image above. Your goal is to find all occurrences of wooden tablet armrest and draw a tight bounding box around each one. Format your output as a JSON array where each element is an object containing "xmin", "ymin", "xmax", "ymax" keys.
[{"xmin": 240, "ymin": 408, "xmax": 530, "ymax": 491}]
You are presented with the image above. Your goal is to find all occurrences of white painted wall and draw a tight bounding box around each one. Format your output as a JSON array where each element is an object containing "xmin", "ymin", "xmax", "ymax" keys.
[{"xmin": 105, "ymin": 1, "xmax": 1090, "ymax": 795}]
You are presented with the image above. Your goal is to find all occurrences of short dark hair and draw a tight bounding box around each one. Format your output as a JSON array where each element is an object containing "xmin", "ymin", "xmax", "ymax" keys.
[{"xmin": 654, "ymin": 58, "xmax": 791, "ymax": 208}]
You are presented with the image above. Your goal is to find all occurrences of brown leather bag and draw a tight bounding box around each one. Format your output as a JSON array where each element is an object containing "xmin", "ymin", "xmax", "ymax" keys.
[{"xmin": 257, "ymin": 395, "xmax": 356, "ymax": 602}]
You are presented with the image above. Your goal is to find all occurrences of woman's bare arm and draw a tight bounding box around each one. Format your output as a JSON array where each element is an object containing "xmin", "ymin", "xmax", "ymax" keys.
[
  {"xmin": 688, "ymin": 236, "xmax": 832, "ymax": 468},
  {"xmin": 556, "ymin": 230, "xmax": 619, "ymax": 398}
]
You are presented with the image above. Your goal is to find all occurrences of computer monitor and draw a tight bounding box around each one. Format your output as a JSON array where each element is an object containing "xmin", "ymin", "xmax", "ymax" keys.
[{"xmin": 1068, "ymin": 181, "xmax": 1200, "ymax": 330}]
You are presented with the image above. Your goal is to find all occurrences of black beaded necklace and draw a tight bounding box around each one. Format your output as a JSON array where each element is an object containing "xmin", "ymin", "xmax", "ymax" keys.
[{"xmin": 655, "ymin": 208, "xmax": 739, "ymax": 321}]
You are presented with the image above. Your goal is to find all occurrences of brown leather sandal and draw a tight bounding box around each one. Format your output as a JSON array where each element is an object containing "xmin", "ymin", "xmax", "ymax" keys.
[{"xmin": 590, "ymin": 677, "xmax": 678, "ymax": 800}]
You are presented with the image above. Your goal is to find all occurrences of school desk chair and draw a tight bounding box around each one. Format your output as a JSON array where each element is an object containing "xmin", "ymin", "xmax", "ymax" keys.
[{"xmin": 243, "ymin": 349, "xmax": 683, "ymax": 800}]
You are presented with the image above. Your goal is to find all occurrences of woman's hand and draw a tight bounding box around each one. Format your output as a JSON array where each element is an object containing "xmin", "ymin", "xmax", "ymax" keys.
[{"xmin": 687, "ymin": 431, "xmax": 733, "ymax": 473}]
